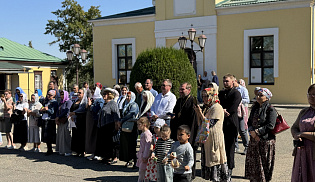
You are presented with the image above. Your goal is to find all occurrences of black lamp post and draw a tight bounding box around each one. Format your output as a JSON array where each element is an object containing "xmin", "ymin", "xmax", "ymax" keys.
[
  {"xmin": 178, "ymin": 25, "xmax": 207, "ymax": 73},
  {"xmin": 66, "ymin": 44, "xmax": 88, "ymax": 85}
]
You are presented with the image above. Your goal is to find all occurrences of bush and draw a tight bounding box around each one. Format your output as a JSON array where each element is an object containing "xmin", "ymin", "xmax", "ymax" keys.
[{"xmin": 129, "ymin": 47, "xmax": 197, "ymax": 98}]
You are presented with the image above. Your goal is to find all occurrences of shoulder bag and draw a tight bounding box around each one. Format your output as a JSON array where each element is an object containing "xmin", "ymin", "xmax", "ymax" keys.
[{"xmin": 271, "ymin": 109, "xmax": 290, "ymax": 135}]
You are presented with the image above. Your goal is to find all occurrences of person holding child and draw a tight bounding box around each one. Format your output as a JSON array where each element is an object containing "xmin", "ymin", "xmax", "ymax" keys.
[
  {"xmin": 136, "ymin": 117, "xmax": 152, "ymax": 182},
  {"xmin": 145, "ymin": 118, "xmax": 165, "ymax": 181},
  {"xmin": 164, "ymin": 125, "xmax": 194, "ymax": 182}
]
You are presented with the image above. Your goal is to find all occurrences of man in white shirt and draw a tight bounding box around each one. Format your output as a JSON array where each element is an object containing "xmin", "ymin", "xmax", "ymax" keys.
[
  {"xmin": 151, "ymin": 79, "xmax": 176, "ymax": 126},
  {"xmin": 144, "ymin": 79, "xmax": 158, "ymax": 97}
]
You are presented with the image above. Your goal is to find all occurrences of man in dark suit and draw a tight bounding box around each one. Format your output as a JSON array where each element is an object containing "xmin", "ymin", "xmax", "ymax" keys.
[{"xmin": 218, "ymin": 74, "xmax": 242, "ymax": 180}]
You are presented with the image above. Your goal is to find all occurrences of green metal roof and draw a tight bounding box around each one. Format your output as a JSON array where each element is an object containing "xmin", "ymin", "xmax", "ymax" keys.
[
  {"xmin": 0, "ymin": 62, "xmax": 27, "ymax": 70},
  {"xmin": 0, "ymin": 38, "xmax": 64, "ymax": 63},
  {"xmin": 216, "ymin": 0, "xmax": 287, "ymax": 8},
  {"xmin": 92, "ymin": 6, "xmax": 155, "ymax": 21}
]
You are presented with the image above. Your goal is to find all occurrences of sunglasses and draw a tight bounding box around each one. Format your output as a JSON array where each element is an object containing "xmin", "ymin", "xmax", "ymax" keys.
[{"xmin": 19, "ymin": 95, "xmax": 23, "ymax": 98}]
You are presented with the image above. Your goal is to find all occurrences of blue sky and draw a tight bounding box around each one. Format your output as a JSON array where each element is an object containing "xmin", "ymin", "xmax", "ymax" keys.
[{"xmin": 0, "ymin": 0, "xmax": 153, "ymax": 59}]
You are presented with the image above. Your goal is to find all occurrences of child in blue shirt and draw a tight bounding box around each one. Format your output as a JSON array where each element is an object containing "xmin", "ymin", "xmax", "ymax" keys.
[{"xmin": 163, "ymin": 125, "xmax": 194, "ymax": 182}]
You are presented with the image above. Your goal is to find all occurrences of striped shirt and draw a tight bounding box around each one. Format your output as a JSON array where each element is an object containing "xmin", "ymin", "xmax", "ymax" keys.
[{"xmin": 154, "ymin": 138, "xmax": 174, "ymax": 164}]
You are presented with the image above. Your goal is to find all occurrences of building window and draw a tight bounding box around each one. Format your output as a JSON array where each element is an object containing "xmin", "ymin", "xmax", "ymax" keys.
[
  {"xmin": 250, "ymin": 36, "xmax": 274, "ymax": 84},
  {"xmin": 34, "ymin": 71, "xmax": 42, "ymax": 91},
  {"xmin": 117, "ymin": 44, "xmax": 132, "ymax": 84},
  {"xmin": 244, "ymin": 28, "xmax": 279, "ymax": 85}
]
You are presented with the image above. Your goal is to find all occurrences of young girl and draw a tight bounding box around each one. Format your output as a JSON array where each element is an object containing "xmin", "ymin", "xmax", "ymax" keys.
[
  {"xmin": 155, "ymin": 125, "xmax": 174, "ymax": 182},
  {"xmin": 136, "ymin": 117, "xmax": 152, "ymax": 182},
  {"xmin": 145, "ymin": 119, "xmax": 165, "ymax": 181}
]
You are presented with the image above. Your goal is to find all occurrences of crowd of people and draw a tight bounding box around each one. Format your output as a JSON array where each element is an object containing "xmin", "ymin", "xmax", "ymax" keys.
[{"xmin": 0, "ymin": 73, "xmax": 314, "ymax": 182}]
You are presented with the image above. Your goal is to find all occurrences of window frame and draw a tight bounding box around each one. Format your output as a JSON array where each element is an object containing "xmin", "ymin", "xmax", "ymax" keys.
[
  {"xmin": 249, "ymin": 36, "xmax": 274, "ymax": 85},
  {"xmin": 117, "ymin": 44, "xmax": 132, "ymax": 84},
  {"xmin": 34, "ymin": 71, "xmax": 43, "ymax": 91},
  {"xmin": 244, "ymin": 28, "xmax": 279, "ymax": 85}
]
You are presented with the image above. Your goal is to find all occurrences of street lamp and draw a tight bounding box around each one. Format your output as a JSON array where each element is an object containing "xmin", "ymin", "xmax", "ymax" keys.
[
  {"xmin": 66, "ymin": 44, "xmax": 88, "ymax": 85},
  {"xmin": 178, "ymin": 25, "xmax": 207, "ymax": 73}
]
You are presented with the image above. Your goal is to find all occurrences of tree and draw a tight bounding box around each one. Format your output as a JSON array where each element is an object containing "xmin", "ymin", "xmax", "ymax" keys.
[
  {"xmin": 44, "ymin": 0, "xmax": 101, "ymax": 88},
  {"xmin": 129, "ymin": 47, "xmax": 197, "ymax": 98}
]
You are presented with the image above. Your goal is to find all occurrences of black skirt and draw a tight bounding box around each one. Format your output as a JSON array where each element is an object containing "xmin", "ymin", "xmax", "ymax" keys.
[
  {"xmin": 13, "ymin": 119, "xmax": 28, "ymax": 144},
  {"xmin": 95, "ymin": 122, "xmax": 115, "ymax": 159},
  {"xmin": 71, "ymin": 113, "xmax": 86, "ymax": 154},
  {"xmin": 42, "ymin": 119, "xmax": 56, "ymax": 144},
  {"xmin": 119, "ymin": 122, "xmax": 138, "ymax": 162}
]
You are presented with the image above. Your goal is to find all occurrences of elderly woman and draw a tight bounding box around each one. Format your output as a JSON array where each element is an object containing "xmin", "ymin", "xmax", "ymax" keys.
[
  {"xmin": 139, "ymin": 91, "xmax": 155, "ymax": 132},
  {"xmin": 28, "ymin": 94, "xmax": 42, "ymax": 152},
  {"xmin": 69, "ymin": 89, "xmax": 87, "ymax": 157},
  {"xmin": 0, "ymin": 90, "xmax": 15, "ymax": 149},
  {"xmin": 55, "ymin": 90, "xmax": 73, "ymax": 156},
  {"xmin": 95, "ymin": 88, "xmax": 120, "ymax": 164},
  {"xmin": 13, "ymin": 92, "xmax": 29, "ymax": 150},
  {"xmin": 119, "ymin": 91, "xmax": 139, "ymax": 168},
  {"xmin": 40, "ymin": 90, "xmax": 59, "ymax": 155},
  {"xmin": 194, "ymin": 84, "xmax": 228, "ymax": 181},
  {"xmin": 117, "ymin": 86, "xmax": 128, "ymax": 116},
  {"xmin": 245, "ymin": 88, "xmax": 277, "ymax": 182},
  {"xmin": 291, "ymin": 84, "xmax": 315, "ymax": 181}
]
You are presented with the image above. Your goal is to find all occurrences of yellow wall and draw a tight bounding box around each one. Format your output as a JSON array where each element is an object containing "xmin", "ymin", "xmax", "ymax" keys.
[
  {"xmin": 156, "ymin": 0, "xmax": 216, "ymax": 21},
  {"xmin": 217, "ymin": 7, "xmax": 312, "ymax": 104},
  {"xmin": 93, "ymin": 21, "xmax": 155, "ymax": 86},
  {"xmin": 17, "ymin": 67, "xmax": 64, "ymax": 100}
]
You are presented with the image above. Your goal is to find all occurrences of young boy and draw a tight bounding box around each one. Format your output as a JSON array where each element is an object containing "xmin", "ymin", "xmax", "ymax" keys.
[
  {"xmin": 165, "ymin": 125, "xmax": 194, "ymax": 182},
  {"xmin": 154, "ymin": 125, "xmax": 174, "ymax": 182}
]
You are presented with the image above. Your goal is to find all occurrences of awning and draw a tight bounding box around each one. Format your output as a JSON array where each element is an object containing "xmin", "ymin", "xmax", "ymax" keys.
[{"xmin": 0, "ymin": 62, "xmax": 30, "ymax": 73}]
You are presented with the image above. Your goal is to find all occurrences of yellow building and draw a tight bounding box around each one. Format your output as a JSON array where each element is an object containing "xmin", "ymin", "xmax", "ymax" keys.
[
  {"xmin": 90, "ymin": 0, "xmax": 314, "ymax": 104},
  {"xmin": 0, "ymin": 38, "xmax": 66, "ymax": 100}
]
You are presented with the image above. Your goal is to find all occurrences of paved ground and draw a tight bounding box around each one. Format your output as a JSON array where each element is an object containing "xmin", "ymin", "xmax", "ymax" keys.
[{"xmin": 0, "ymin": 105, "xmax": 304, "ymax": 181}]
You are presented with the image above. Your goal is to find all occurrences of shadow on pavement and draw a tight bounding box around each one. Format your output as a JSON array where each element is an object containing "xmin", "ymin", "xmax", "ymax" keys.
[
  {"xmin": 0, "ymin": 147, "xmax": 138, "ymax": 173},
  {"xmin": 84, "ymin": 176, "xmax": 138, "ymax": 182}
]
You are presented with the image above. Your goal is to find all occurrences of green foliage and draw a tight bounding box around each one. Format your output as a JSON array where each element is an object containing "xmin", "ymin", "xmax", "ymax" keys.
[
  {"xmin": 44, "ymin": 0, "xmax": 101, "ymax": 87},
  {"xmin": 130, "ymin": 47, "xmax": 197, "ymax": 98}
]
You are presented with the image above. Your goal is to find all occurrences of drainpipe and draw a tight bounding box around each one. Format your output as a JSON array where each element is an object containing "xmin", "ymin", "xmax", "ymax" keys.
[{"xmin": 312, "ymin": 2, "xmax": 315, "ymax": 84}]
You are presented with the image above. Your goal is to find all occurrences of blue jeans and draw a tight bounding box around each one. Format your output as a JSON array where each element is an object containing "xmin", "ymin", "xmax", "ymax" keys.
[
  {"xmin": 156, "ymin": 163, "xmax": 173, "ymax": 182},
  {"xmin": 235, "ymin": 117, "xmax": 249, "ymax": 149}
]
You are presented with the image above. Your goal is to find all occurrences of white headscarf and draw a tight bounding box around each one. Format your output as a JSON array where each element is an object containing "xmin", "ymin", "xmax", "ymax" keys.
[
  {"xmin": 92, "ymin": 87, "xmax": 102, "ymax": 99},
  {"xmin": 139, "ymin": 91, "xmax": 155, "ymax": 117},
  {"xmin": 122, "ymin": 91, "xmax": 136, "ymax": 114}
]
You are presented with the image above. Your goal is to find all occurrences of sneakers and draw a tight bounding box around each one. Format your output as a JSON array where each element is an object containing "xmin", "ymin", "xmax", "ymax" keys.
[
  {"xmin": 235, "ymin": 148, "xmax": 241, "ymax": 153},
  {"xmin": 7, "ymin": 145, "xmax": 16, "ymax": 149},
  {"xmin": 87, "ymin": 154, "xmax": 95, "ymax": 160},
  {"xmin": 19, "ymin": 146, "xmax": 28, "ymax": 151},
  {"xmin": 65, "ymin": 153, "xmax": 72, "ymax": 156}
]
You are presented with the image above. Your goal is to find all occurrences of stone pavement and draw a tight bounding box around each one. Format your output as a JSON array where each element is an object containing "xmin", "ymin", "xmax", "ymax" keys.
[{"xmin": 0, "ymin": 105, "xmax": 304, "ymax": 181}]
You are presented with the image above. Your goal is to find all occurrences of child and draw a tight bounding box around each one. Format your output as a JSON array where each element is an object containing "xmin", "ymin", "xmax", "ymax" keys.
[
  {"xmin": 164, "ymin": 125, "xmax": 194, "ymax": 182},
  {"xmin": 155, "ymin": 125, "xmax": 174, "ymax": 182},
  {"xmin": 136, "ymin": 117, "xmax": 152, "ymax": 182},
  {"xmin": 145, "ymin": 119, "xmax": 165, "ymax": 181}
]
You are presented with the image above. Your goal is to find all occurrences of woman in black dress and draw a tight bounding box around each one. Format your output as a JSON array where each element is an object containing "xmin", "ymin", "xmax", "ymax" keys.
[{"xmin": 69, "ymin": 89, "xmax": 87, "ymax": 156}]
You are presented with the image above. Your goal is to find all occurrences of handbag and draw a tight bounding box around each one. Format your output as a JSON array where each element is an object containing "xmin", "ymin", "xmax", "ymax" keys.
[
  {"xmin": 122, "ymin": 120, "xmax": 135, "ymax": 132},
  {"xmin": 271, "ymin": 110, "xmax": 290, "ymax": 135},
  {"xmin": 59, "ymin": 117, "xmax": 67, "ymax": 124}
]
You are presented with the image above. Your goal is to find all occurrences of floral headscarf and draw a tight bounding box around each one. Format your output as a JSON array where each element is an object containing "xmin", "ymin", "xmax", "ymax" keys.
[
  {"xmin": 48, "ymin": 90, "xmax": 56, "ymax": 98},
  {"xmin": 203, "ymin": 83, "xmax": 219, "ymax": 106},
  {"xmin": 258, "ymin": 88, "xmax": 273, "ymax": 100}
]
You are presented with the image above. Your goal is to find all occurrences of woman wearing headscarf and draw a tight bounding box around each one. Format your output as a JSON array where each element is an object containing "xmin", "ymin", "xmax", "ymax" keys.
[
  {"xmin": 40, "ymin": 89, "xmax": 58, "ymax": 155},
  {"xmin": 245, "ymin": 88, "xmax": 277, "ymax": 182},
  {"xmin": 28, "ymin": 94, "xmax": 42, "ymax": 152},
  {"xmin": 194, "ymin": 83, "xmax": 229, "ymax": 181},
  {"xmin": 13, "ymin": 92, "xmax": 29, "ymax": 150},
  {"xmin": 119, "ymin": 91, "xmax": 140, "ymax": 168},
  {"xmin": 94, "ymin": 88, "xmax": 120, "ymax": 164},
  {"xmin": 14, "ymin": 87, "xmax": 26, "ymax": 103},
  {"xmin": 69, "ymin": 89, "xmax": 87, "ymax": 157},
  {"xmin": 55, "ymin": 90, "xmax": 73, "ymax": 156},
  {"xmin": 117, "ymin": 86, "xmax": 128, "ymax": 116},
  {"xmin": 35, "ymin": 89, "xmax": 45, "ymax": 104},
  {"xmin": 139, "ymin": 91, "xmax": 155, "ymax": 132},
  {"xmin": 85, "ymin": 86, "xmax": 104, "ymax": 159}
]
